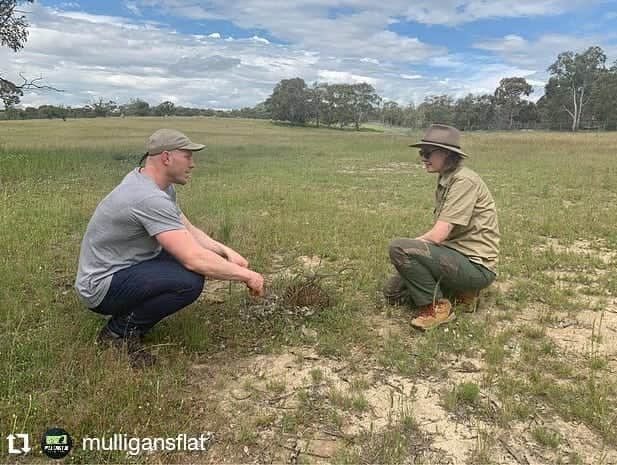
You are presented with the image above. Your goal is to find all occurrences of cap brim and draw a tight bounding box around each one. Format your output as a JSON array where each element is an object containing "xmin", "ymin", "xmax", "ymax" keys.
[
  {"xmin": 180, "ymin": 143, "xmax": 206, "ymax": 152},
  {"xmin": 409, "ymin": 142, "xmax": 468, "ymax": 158}
]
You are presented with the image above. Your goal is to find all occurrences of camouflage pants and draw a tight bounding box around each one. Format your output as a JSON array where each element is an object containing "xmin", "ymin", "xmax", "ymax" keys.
[{"xmin": 384, "ymin": 238, "xmax": 496, "ymax": 307}]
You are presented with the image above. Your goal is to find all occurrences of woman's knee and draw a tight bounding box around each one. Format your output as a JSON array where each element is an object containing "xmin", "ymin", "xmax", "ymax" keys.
[{"xmin": 388, "ymin": 238, "xmax": 428, "ymax": 265}]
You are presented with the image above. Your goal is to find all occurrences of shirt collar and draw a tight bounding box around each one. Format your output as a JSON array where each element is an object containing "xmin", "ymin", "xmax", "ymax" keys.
[{"xmin": 438, "ymin": 165, "xmax": 463, "ymax": 188}]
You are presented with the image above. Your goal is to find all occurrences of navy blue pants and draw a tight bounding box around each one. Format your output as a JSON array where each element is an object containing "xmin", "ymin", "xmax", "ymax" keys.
[{"xmin": 92, "ymin": 250, "xmax": 205, "ymax": 336}]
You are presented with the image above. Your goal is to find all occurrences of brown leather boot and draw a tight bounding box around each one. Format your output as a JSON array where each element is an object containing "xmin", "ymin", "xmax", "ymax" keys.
[
  {"xmin": 411, "ymin": 298, "xmax": 456, "ymax": 330},
  {"xmin": 454, "ymin": 290, "xmax": 480, "ymax": 313}
]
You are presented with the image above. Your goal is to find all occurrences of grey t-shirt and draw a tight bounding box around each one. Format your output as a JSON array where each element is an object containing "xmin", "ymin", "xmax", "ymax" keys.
[{"xmin": 75, "ymin": 168, "xmax": 185, "ymax": 308}]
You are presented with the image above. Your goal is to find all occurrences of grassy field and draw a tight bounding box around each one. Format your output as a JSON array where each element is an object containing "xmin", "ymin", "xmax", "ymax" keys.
[{"xmin": 1, "ymin": 117, "xmax": 616, "ymax": 464}]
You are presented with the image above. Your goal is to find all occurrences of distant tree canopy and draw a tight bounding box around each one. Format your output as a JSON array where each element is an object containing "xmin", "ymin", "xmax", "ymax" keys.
[
  {"xmin": 3, "ymin": 39, "xmax": 617, "ymax": 131},
  {"xmin": 542, "ymin": 46, "xmax": 612, "ymax": 131},
  {"xmin": 0, "ymin": 97, "xmax": 273, "ymax": 120},
  {"xmin": 494, "ymin": 77, "xmax": 533, "ymax": 129},
  {"xmin": 260, "ymin": 46, "xmax": 617, "ymax": 131},
  {"xmin": 265, "ymin": 79, "xmax": 381, "ymax": 130},
  {"xmin": 0, "ymin": 0, "xmax": 31, "ymax": 53},
  {"xmin": 1, "ymin": 0, "xmax": 32, "ymax": 108},
  {"xmin": 1, "ymin": 0, "xmax": 60, "ymax": 110},
  {"xmin": 265, "ymin": 78, "xmax": 310, "ymax": 125}
]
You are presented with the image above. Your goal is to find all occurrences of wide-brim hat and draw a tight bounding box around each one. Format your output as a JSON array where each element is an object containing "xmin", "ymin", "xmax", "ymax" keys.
[
  {"xmin": 409, "ymin": 123, "xmax": 468, "ymax": 158},
  {"xmin": 146, "ymin": 128, "xmax": 205, "ymax": 155}
]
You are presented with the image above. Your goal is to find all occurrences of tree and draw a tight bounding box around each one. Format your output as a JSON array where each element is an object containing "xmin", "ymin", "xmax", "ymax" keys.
[
  {"xmin": 1, "ymin": 0, "xmax": 31, "ymax": 51},
  {"xmin": 382, "ymin": 101, "xmax": 403, "ymax": 126},
  {"xmin": 454, "ymin": 94, "xmax": 495, "ymax": 130},
  {"xmin": 305, "ymin": 83, "xmax": 323, "ymax": 127},
  {"xmin": 0, "ymin": 75, "xmax": 21, "ymax": 108},
  {"xmin": 494, "ymin": 77, "xmax": 532, "ymax": 129},
  {"xmin": 402, "ymin": 103, "xmax": 421, "ymax": 129},
  {"xmin": 349, "ymin": 83, "xmax": 381, "ymax": 130},
  {"xmin": 546, "ymin": 46, "xmax": 606, "ymax": 131},
  {"xmin": 316, "ymin": 83, "xmax": 337, "ymax": 127},
  {"xmin": 1, "ymin": 1, "xmax": 59, "ymax": 111},
  {"xmin": 1, "ymin": 0, "xmax": 30, "ymax": 109},
  {"xmin": 588, "ymin": 65, "xmax": 617, "ymax": 129},
  {"xmin": 328, "ymin": 84, "xmax": 355, "ymax": 128},
  {"xmin": 91, "ymin": 97, "xmax": 117, "ymax": 117},
  {"xmin": 418, "ymin": 95, "xmax": 455, "ymax": 127},
  {"xmin": 265, "ymin": 78, "xmax": 309, "ymax": 125},
  {"xmin": 154, "ymin": 100, "xmax": 176, "ymax": 117},
  {"xmin": 514, "ymin": 101, "xmax": 539, "ymax": 128},
  {"xmin": 121, "ymin": 98, "xmax": 151, "ymax": 116}
]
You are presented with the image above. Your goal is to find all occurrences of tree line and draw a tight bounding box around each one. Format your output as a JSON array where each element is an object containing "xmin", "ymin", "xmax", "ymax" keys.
[
  {"xmin": 0, "ymin": 98, "xmax": 269, "ymax": 120},
  {"xmin": 2, "ymin": 1, "xmax": 616, "ymax": 130},
  {"xmin": 265, "ymin": 79, "xmax": 381, "ymax": 130},
  {"xmin": 264, "ymin": 46, "xmax": 617, "ymax": 131}
]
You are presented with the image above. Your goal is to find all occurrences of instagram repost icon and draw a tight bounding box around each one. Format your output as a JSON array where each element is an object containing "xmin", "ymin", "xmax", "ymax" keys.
[{"xmin": 41, "ymin": 428, "xmax": 73, "ymax": 459}]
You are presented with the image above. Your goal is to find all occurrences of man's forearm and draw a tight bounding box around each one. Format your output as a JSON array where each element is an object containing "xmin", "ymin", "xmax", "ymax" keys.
[
  {"xmin": 185, "ymin": 246, "xmax": 250, "ymax": 281},
  {"xmin": 186, "ymin": 224, "xmax": 228, "ymax": 256}
]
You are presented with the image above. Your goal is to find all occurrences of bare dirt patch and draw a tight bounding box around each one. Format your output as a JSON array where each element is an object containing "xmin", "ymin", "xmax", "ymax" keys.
[
  {"xmin": 504, "ymin": 417, "xmax": 617, "ymax": 465},
  {"xmin": 545, "ymin": 306, "xmax": 617, "ymax": 361},
  {"xmin": 535, "ymin": 237, "xmax": 617, "ymax": 265},
  {"xmin": 185, "ymin": 347, "xmax": 508, "ymax": 464},
  {"xmin": 184, "ymin": 272, "xmax": 617, "ymax": 464},
  {"xmin": 297, "ymin": 255, "xmax": 326, "ymax": 271},
  {"xmin": 337, "ymin": 161, "xmax": 422, "ymax": 176}
]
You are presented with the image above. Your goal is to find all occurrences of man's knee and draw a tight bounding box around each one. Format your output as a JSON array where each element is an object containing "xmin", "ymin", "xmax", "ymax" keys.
[
  {"xmin": 388, "ymin": 238, "xmax": 428, "ymax": 266},
  {"xmin": 177, "ymin": 271, "xmax": 205, "ymax": 303}
]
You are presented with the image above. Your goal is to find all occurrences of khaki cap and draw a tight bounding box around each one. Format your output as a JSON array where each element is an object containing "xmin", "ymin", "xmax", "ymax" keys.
[
  {"xmin": 409, "ymin": 123, "xmax": 468, "ymax": 158},
  {"xmin": 146, "ymin": 128, "xmax": 205, "ymax": 155}
]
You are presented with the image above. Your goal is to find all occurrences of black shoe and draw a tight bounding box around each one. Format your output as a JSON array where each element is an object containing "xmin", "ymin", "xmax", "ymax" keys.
[{"xmin": 96, "ymin": 326, "xmax": 157, "ymax": 368}]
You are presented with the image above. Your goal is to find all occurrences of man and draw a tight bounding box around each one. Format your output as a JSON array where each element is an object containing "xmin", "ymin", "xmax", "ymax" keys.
[
  {"xmin": 75, "ymin": 128, "xmax": 264, "ymax": 366},
  {"xmin": 383, "ymin": 124, "xmax": 499, "ymax": 330}
]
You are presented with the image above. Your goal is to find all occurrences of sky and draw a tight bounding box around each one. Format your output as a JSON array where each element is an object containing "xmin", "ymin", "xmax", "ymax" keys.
[{"xmin": 2, "ymin": 0, "xmax": 617, "ymax": 110}]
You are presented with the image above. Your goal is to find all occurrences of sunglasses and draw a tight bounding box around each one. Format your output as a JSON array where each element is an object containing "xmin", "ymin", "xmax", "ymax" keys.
[{"xmin": 418, "ymin": 148, "xmax": 441, "ymax": 159}]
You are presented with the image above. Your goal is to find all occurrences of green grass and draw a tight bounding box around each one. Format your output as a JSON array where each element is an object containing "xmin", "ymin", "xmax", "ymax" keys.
[
  {"xmin": 333, "ymin": 412, "xmax": 425, "ymax": 464},
  {"xmin": 1, "ymin": 117, "xmax": 617, "ymax": 462},
  {"xmin": 532, "ymin": 426, "xmax": 562, "ymax": 448}
]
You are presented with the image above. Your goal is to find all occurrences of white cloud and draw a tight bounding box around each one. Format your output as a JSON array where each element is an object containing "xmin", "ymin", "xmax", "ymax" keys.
[
  {"xmin": 1, "ymin": 4, "xmax": 324, "ymax": 108},
  {"xmin": 4, "ymin": 1, "xmax": 615, "ymax": 110},
  {"xmin": 134, "ymin": 1, "xmax": 444, "ymax": 62},
  {"xmin": 474, "ymin": 33, "xmax": 617, "ymax": 70},
  {"xmin": 403, "ymin": 0, "xmax": 592, "ymax": 25},
  {"xmin": 400, "ymin": 74, "xmax": 422, "ymax": 80},
  {"xmin": 126, "ymin": 1, "xmax": 142, "ymax": 15},
  {"xmin": 317, "ymin": 70, "xmax": 378, "ymax": 86},
  {"xmin": 361, "ymin": 57, "xmax": 380, "ymax": 65},
  {"xmin": 136, "ymin": 0, "xmax": 594, "ymax": 31},
  {"xmin": 251, "ymin": 35, "xmax": 270, "ymax": 44}
]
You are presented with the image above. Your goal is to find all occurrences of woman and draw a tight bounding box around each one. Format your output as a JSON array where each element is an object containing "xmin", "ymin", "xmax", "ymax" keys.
[{"xmin": 383, "ymin": 124, "xmax": 500, "ymax": 330}]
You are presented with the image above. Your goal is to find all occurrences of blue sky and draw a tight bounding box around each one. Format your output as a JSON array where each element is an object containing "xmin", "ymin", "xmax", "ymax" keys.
[{"xmin": 2, "ymin": 0, "xmax": 616, "ymax": 109}]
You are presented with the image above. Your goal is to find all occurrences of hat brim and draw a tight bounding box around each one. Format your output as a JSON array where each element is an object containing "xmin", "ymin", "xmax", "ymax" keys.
[
  {"xmin": 179, "ymin": 143, "xmax": 206, "ymax": 152},
  {"xmin": 409, "ymin": 141, "xmax": 468, "ymax": 158}
]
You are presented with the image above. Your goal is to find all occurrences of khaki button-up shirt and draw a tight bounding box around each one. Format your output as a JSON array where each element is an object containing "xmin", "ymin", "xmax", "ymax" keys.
[{"xmin": 435, "ymin": 165, "xmax": 500, "ymax": 272}]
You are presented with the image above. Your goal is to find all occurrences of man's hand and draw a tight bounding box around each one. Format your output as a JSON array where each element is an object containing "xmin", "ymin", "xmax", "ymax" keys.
[
  {"xmin": 225, "ymin": 249, "xmax": 249, "ymax": 268},
  {"xmin": 246, "ymin": 271, "xmax": 265, "ymax": 297}
]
